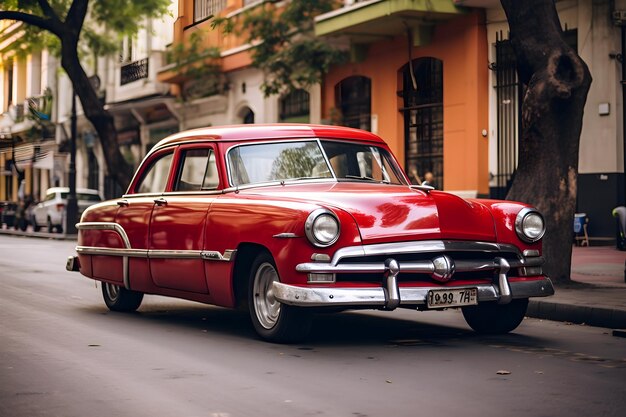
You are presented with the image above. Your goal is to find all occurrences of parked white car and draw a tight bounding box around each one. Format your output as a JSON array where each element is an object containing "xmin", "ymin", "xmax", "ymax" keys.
[{"xmin": 31, "ymin": 187, "xmax": 102, "ymax": 233}]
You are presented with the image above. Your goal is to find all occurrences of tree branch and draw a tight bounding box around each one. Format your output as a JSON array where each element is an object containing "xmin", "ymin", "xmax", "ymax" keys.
[
  {"xmin": 65, "ymin": 0, "xmax": 89, "ymax": 35},
  {"xmin": 0, "ymin": 10, "xmax": 64, "ymax": 37},
  {"xmin": 37, "ymin": 0, "xmax": 60, "ymax": 21}
]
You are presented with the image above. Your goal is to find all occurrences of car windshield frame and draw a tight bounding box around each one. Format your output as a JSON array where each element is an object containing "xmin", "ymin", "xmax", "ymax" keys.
[{"xmin": 225, "ymin": 138, "xmax": 408, "ymax": 188}]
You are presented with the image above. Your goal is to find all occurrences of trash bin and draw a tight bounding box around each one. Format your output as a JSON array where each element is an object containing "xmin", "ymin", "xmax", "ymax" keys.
[
  {"xmin": 573, "ymin": 213, "xmax": 589, "ymax": 246},
  {"xmin": 613, "ymin": 206, "xmax": 626, "ymax": 251}
]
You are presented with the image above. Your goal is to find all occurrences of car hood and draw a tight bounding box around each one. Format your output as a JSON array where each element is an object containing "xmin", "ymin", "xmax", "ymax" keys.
[{"xmin": 243, "ymin": 183, "xmax": 497, "ymax": 244}]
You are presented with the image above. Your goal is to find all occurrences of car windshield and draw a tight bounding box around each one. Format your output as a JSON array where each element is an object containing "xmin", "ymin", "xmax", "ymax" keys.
[{"xmin": 227, "ymin": 140, "xmax": 407, "ymax": 187}]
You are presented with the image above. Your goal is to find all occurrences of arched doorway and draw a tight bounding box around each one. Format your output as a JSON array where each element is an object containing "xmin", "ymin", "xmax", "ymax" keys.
[
  {"xmin": 237, "ymin": 106, "xmax": 255, "ymax": 124},
  {"xmin": 401, "ymin": 58, "xmax": 443, "ymax": 189},
  {"xmin": 335, "ymin": 76, "xmax": 371, "ymax": 131}
]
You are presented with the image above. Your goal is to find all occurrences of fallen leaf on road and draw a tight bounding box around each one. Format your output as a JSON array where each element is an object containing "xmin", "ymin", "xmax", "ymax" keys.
[
  {"xmin": 496, "ymin": 370, "xmax": 511, "ymax": 375},
  {"xmin": 88, "ymin": 344, "xmax": 100, "ymax": 347},
  {"xmin": 386, "ymin": 380, "xmax": 392, "ymax": 383},
  {"xmin": 534, "ymin": 371, "xmax": 544, "ymax": 374}
]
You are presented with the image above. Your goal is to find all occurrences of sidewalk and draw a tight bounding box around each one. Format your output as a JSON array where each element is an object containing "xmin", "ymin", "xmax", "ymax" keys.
[
  {"xmin": 1, "ymin": 226, "xmax": 625, "ymax": 329},
  {"xmin": 528, "ymin": 245, "xmax": 626, "ymax": 329}
]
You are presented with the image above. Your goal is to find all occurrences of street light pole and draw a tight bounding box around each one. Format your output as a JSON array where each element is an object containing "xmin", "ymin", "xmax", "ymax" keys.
[{"xmin": 65, "ymin": 89, "xmax": 78, "ymax": 235}]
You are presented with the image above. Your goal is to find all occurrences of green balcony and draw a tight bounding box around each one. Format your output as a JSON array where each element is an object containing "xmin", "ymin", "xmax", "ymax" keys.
[{"xmin": 315, "ymin": 0, "xmax": 466, "ymax": 45}]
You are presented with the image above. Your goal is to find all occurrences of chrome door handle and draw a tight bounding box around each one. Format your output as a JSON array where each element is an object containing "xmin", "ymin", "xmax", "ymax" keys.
[
  {"xmin": 154, "ymin": 198, "xmax": 167, "ymax": 206},
  {"xmin": 117, "ymin": 199, "xmax": 129, "ymax": 207}
]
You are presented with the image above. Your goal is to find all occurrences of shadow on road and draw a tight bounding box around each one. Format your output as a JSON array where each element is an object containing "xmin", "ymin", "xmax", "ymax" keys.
[{"xmin": 75, "ymin": 299, "xmax": 547, "ymax": 348}]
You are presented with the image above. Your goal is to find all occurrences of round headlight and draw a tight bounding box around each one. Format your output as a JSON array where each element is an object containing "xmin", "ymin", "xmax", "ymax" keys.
[
  {"xmin": 515, "ymin": 208, "xmax": 546, "ymax": 243},
  {"xmin": 305, "ymin": 209, "xmax": 340, "ymax": 247}
]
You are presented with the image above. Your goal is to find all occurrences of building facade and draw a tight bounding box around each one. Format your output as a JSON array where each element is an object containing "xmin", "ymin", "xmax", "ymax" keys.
[
  {"xmin": 0, "ymin": 21, "xmax": 57, "ymax": 204},
  {"xmin": 456, "ymin": 0, "xmax": 625, "ymax": 240}
]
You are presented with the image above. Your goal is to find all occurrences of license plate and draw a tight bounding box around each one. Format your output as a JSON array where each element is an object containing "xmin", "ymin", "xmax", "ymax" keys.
[{"xmin": 427, "ymin": 288, "xmax": 478, "ymax": 309}]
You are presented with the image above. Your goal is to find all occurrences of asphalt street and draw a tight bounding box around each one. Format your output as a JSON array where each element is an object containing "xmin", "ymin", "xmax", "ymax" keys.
[{"xmin": 1, "ymin": 235, "xmax": 625, "ymax": 417}]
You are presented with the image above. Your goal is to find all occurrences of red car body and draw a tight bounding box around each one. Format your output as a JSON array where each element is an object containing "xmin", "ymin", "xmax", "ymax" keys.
[{"xmin": 68, "ymin": 124, "xmax": 553, "ymax": 342}]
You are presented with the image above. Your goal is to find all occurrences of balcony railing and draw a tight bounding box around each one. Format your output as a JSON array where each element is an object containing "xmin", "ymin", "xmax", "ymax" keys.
[
  {"xmin": 120, "ymin": 58, "xmax": 149, "ymax": 86},
  {"xmin": 194, "ymin": 0, "xmax": 226, "ymax": 22}
]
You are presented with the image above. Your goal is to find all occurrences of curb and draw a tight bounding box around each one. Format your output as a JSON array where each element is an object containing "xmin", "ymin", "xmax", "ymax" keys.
[
  {"xmin": 0, "ymin": 228, "xmax": 77, "ymax": 241},
  {"xmin": 528, "ymin": 299, "xmax": 626, "ymax": 329}
]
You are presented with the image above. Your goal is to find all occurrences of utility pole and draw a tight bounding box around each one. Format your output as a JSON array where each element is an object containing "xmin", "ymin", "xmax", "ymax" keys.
[{"xmin": 65, "ymin": 89, "xmax": 78, "ymax": 235}]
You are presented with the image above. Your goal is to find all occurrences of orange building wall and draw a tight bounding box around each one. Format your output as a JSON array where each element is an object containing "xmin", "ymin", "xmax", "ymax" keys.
[
  {"xmin": 323, "ymin": 12, "xmax": 489, "ymax": 194},
  {"xmin": 173, "ymin": 0, "xmax": 254, "ymax": 72}
]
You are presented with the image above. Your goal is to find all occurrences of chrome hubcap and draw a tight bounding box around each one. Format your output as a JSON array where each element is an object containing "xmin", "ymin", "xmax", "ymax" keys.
[
  {"xmin": 253, "ymin": 262, "xmax": 281, "ymax": 329},
  {"xmin": 104, "ymin": 283, "xmax": 120, "ymax": 302}
]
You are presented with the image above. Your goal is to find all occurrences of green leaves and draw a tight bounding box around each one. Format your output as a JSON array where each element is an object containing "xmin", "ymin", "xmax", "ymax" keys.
[
  {"xmin": 219, "ymin": 0, "xmax": 346, "ymax": 97},
  {"xmin": 90, "ymin": 0, "xmax": 170, "ymax": 35},
  {"xmin": 165, "ymin": 29, "xmax": 223, "ymax": 102},
  {"xmin": 1, "ymin": 0, "xmax": 171, "ymax": 57}
]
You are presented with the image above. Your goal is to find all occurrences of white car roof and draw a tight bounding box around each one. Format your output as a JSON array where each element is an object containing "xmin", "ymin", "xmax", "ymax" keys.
[{"xmin": 46, "ymin": 187, "xmax": 100, "ymax": 195}]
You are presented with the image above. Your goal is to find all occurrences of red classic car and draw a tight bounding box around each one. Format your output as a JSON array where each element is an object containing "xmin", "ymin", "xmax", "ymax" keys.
[{"xmin": 67, "ymin": 124, "xmax": 553, "ymax": 342}]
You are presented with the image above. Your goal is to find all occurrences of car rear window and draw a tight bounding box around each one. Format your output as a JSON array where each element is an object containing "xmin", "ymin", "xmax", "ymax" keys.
[{"xmin": 60, "ymin": 192, "xmax": 101, "ymax": 201}]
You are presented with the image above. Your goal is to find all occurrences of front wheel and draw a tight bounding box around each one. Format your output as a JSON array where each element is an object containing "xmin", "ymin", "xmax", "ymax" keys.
[
  {"xmin": 462, "ymin": 298, "xmax": 529, "ymax": 334},
  {"xmin": 102, "ymin": 282, "xmax": 144, "ymax": 312},
  {"xmin": 248, "ymin": 253, "xmax": 312, "ymax": 343}
]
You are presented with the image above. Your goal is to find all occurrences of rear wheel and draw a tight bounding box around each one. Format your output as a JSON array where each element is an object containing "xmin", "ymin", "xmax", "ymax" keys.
[
  {"xmin": 462, "ymin": 298, "xmax": 529, "ymax": 334},
  {"xmin": 101, "ymin": 282, "xmax": 144, "ymax": 312},
  {"xmin": 248, "ymin": 252, "xmax": 311, "ymax": 343}
]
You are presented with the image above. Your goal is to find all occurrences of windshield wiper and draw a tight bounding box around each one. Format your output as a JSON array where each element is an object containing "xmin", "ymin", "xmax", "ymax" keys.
[{"xmin": 344, "ymin": 175, "xmax": 389, "ymax": 184}]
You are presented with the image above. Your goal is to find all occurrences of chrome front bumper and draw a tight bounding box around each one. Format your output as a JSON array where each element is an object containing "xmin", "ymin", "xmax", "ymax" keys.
[
  {"xmin": 272, "ymin": 278, "xmax": 554, "ymax": 309},
  {"xmin": 274, "ymin": 240, "xmax": 554, "ymax": 310}
]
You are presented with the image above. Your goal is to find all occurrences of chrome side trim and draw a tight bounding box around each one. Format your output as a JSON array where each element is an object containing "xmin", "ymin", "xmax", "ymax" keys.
[
  {"xmin": 77, "ymin": 222, "xmax": 132, "ymax": 289},
  {"xmin": 76, "ymin": 221, "xmax": 237, "ymax": 290},
  {"xmin": 201, "ymin": 249, "xmax": 237, "ymax": 262},
  {"xmin": 76, "ymin": 246, "xmax": 237, "ymax": 262},
  {"xmin": 76, "ymin": 246, "xmax": 148, "ymax": 258},
  {"xmin": 77, "ymin": 222, "xmax": 131, "ymax": 248},
  {"xmin": 272, "ymin": 277, "xmax": 555, "ymax": 308},
  {"xmin": 150, "ymin": 250, "xmax": 202, "ymax": 259}
]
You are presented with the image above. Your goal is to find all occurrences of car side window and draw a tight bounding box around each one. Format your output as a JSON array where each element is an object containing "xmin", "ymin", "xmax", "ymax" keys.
[
  {"xmin": 174, "ymin": 149, "xmax": 219, "ymax": 191},
  {"xmin": 136, "ymin": 152, "xmax": 174, "ymax": 194}
]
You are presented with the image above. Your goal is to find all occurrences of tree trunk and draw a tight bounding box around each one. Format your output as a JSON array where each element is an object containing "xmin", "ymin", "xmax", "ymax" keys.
[
  {"xmin": 59, "ymin": 35, "xmax": 134, "ymax": 191},
  {"xmin": 0, "ymin": 2, "xmax": 133, "ymax": 192},
  {"xmin": 500, "ymin": 0, "xmax": 592, "ymax": 283}
]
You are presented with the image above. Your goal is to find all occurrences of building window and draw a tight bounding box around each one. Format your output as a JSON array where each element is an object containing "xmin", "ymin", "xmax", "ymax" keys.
[
  {"xmin": 7, "ymin": 66, "xmax": 13, "ymax": 107},
  {"xmin": 491, "ymin": 29, "xmax": 577, "ymax": 199},
  {"xmin": 279, "ymin": 89, "xmax": 310, "ymax": 123},
  {"xmin": 194, "ymin": 0, "xmax": 226, "ymax": 23},
  {"xmin": 335, "ymin": 76, "xmax": 371, "ymax": 131},
  {"xmin": 401, "ymin": 57, "xmax": 443, "ymax": 189}
]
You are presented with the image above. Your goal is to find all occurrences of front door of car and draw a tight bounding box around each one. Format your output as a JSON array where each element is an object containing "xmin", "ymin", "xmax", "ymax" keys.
[
  {"xmin": 149, "ymin": 145, "xmax": 221, "ymax": 294},
  {"xmin": 114, "ymin": 149, "xmax": 175, "ymax": 291}
]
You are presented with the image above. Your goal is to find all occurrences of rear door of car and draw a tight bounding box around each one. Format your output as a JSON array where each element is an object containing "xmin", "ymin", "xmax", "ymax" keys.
[
  {"xmin": 111, "ymin": 148, "xmax": 175, "ymax": 289},
  {"xmin": 148, "ymin": 143, "xmax": 220, "ymax": 294}
]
